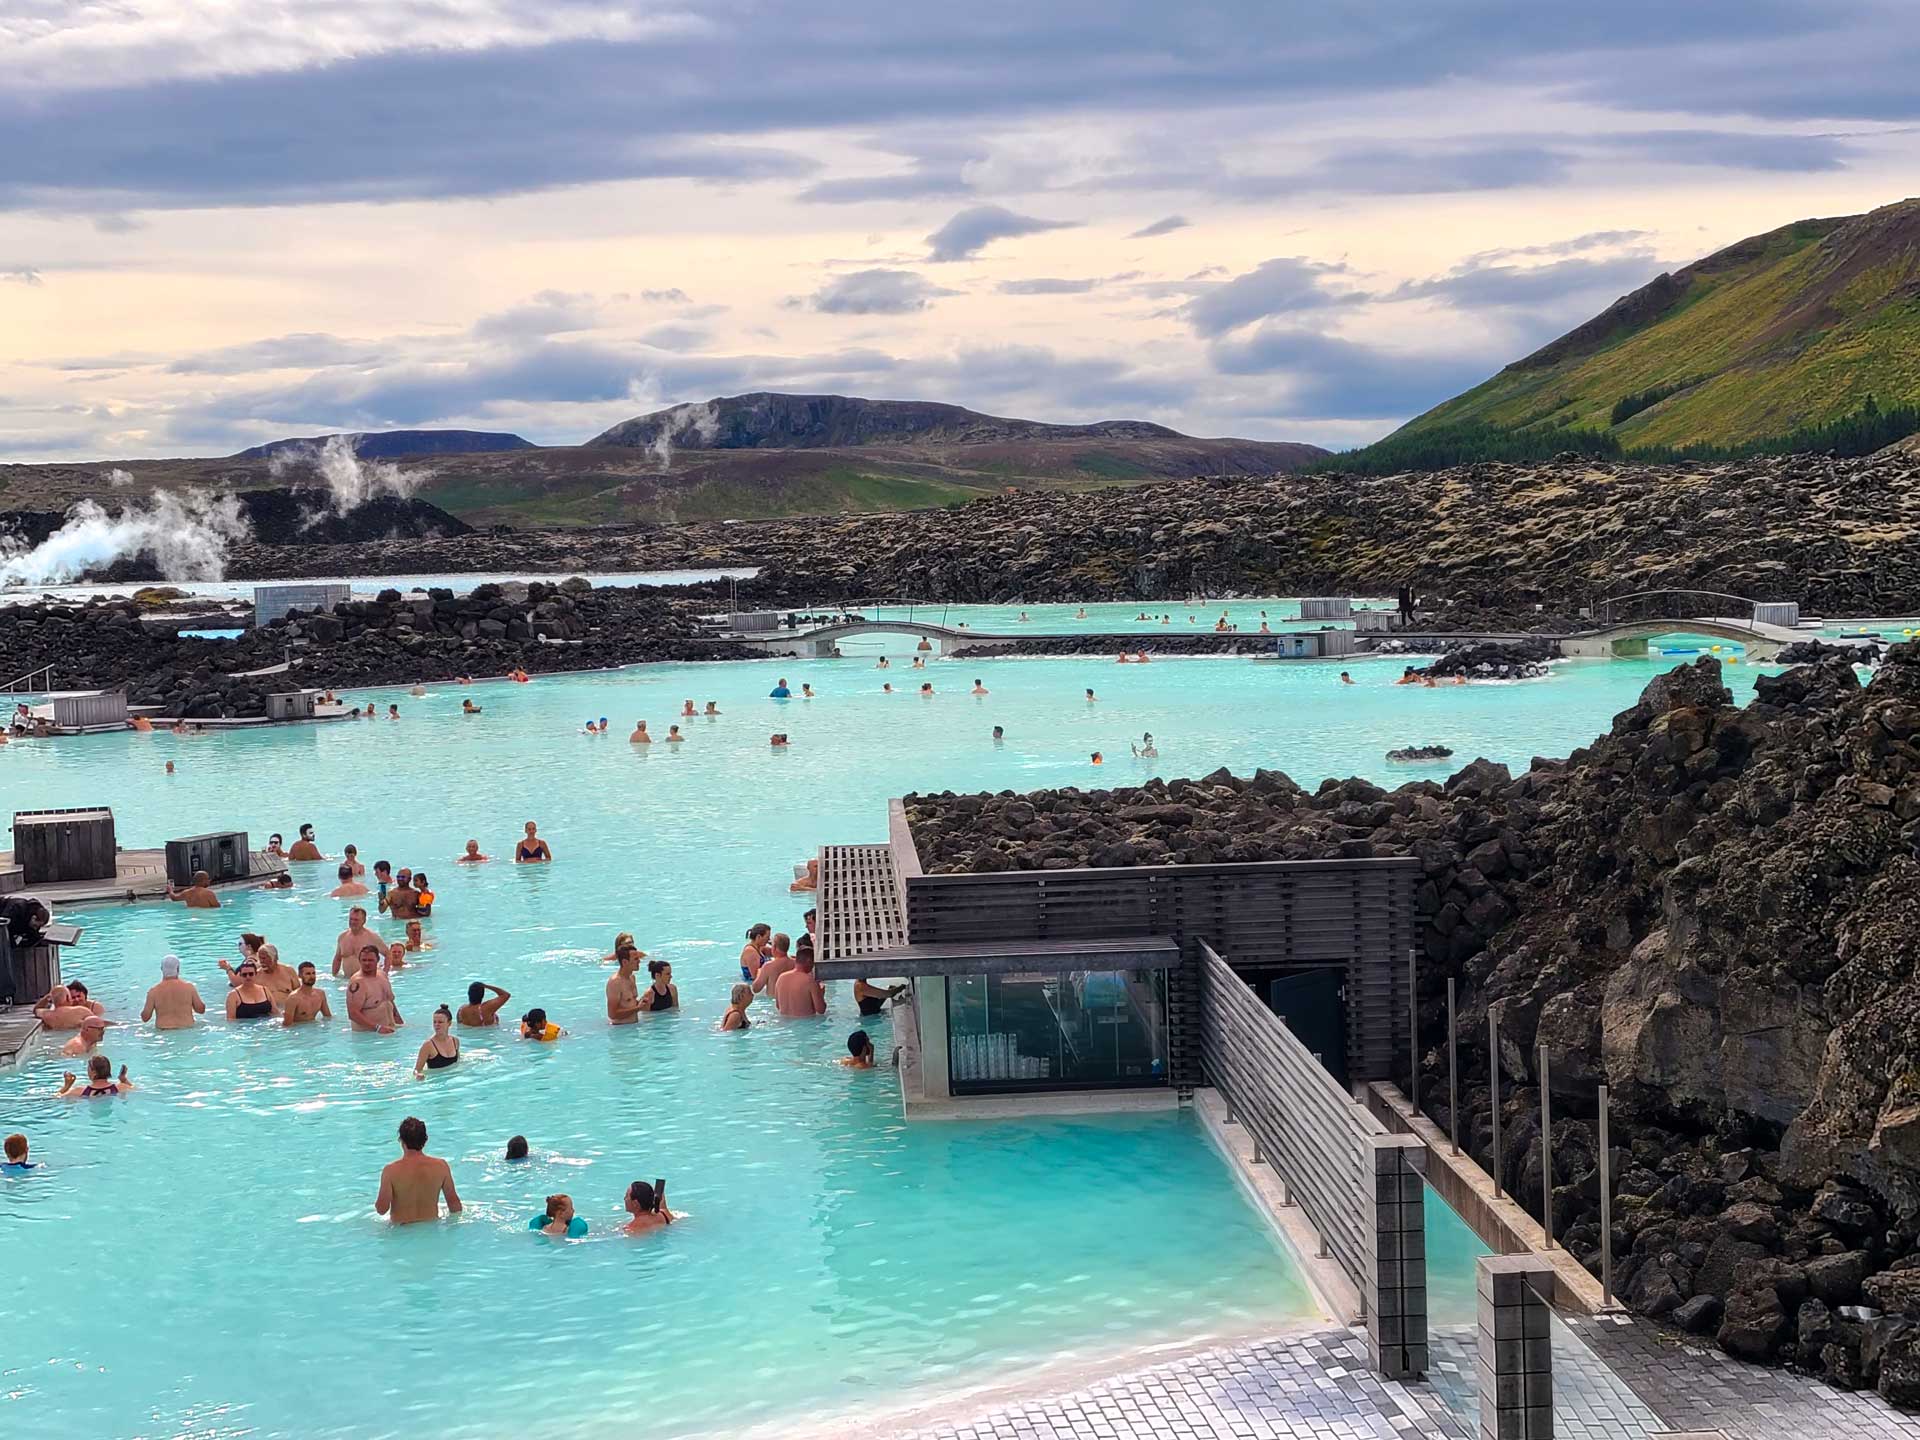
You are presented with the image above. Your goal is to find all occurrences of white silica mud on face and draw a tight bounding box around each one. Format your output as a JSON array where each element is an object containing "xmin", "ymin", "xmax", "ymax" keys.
[{"xmin": 0, "ymin": 633, "xmax": 1785, "ymax": 1437}]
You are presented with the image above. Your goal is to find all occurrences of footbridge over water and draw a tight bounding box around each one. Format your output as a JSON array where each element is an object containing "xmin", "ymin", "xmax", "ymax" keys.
[
  {"xmin": 723, "ymin": 618, "xmax": 1023, "ymax": 656},
  {"xmin": 1561, "ymin": 588, "xmax": 1834, "ymax": 662}
]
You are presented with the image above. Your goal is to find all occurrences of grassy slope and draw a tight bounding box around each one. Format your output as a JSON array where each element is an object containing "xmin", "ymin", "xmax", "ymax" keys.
[{"xmin": 1397, "ymin": 206, "xmax": 1920, "ymax": 450}]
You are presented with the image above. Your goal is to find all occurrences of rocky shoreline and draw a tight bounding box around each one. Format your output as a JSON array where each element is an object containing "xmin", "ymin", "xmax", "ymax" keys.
[
  {"xmin": 19, "ymin": 449, "xmax": 1915, "ymax": 619},
  {"xmin": 903, "ymin": 650, "xmax": 1920, "ymax": 1404},
  {"xmin": 0, "ymin": 581, "xmax": 739, "ymax": 717}
]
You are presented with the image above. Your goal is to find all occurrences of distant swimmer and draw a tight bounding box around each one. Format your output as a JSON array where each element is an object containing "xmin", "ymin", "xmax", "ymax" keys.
[
  {"xmin": 753, "ymin": 932, "xmax": 796, "ymax": 996},
  {"xmin": 666, "ymin": 724, "xmax": 684, "ymax": 742},
  {"xmin": 1340, "ymin": 671, "xmax": 1355, "ymax": 685},
  {"xmin": 531, "ymin": 1193, "xmax": 587, "ymax": 1238},
  {"xmin": 376, "ymin": 1116, "xmax": 461, "ymax": 1225},
  {"xmin": 911, "ymin": 656, "xmax": 925, "ymax": 669},
  {"xmin": 991, "ymin": 725, "xmax": 1004, "ymax": 742},
  {"xmin": 457, "ymin": 839, "xmax": 491, "ymax": 864},
  {"xmin": 142, "ymin": 955, "xmax": 206, "ymax": 1029},
  {"xmin": 1396, "ymin": 667, "xmax": 1420, "ymax": 686},
  {"xmin": 1258, "ymin": 621, "xmax": 1271, "ymax": 634},
  {"xmin": 58, "ymin": 1055, "xmax": 135, "ymax": 1098},
  {"xmin": 704, "ymin": 702, "xmax": 720, "ymax": 715},
  {"xmin": 166, "ymin": 870, "xmax": 222, "ymax": 908},
  {"xmin": 841, "ymin": 1030, "xmax": 877, "ymax": 1069},
  {"xmin": 33, "ymin": 986, "xmax": 93, "ymax": 1031},
  {"xmin": 801, "ymin": 683, "xmax": 815, "ymax": 699},
  {"xmin": 1085, "ymin": 688, "xmax": 1097, "ymax": 702},
  {"xmin": 282, "ymin": 963, "xmax": 333, "ymax": 1025},
  {"xmin": 3, "ymin": 1133, "xmax": 35, "ymax": 1175},
  {"xmin": 790, "ymin": 857, "xmax": 819, "ymax": 893},
  {"xmin": 458, "ymin": 981, "xmax": 511, "ymax": 1027},
  {"xmin": 606, "ymin": 946, "xmax": 643, "ymax": 1025},
  {"xmin": 385, "ymin": 941, "xmax": 409, "ymax": 973},
  {"xmin": 882, "ymin": 682, "xmax": 894, "ymax": 693},
  {"xmin": 288, "ymin": 824, "xmax": 323, "ymax": 862},
  {"xmin": 971, "ymin": 678, "xmax": 989, "ymax": 694},
  {"xmin": 265, "ymin": 834, "xmax": 285, "ymax": 858},
  {"xmin": 1074, "ymin": 607, "xmax": 1087, "ymax": 620},
  {"xmin": 405, "ymin": 919, "xmax": 431, "ymax": 952},
  {"xmin": 409, "ymin": 683, "xmax": 427, "ymax": 697},
  {"xmin": 388, "ymin": 704, "xmax": 401, "ymax": 720},
  {"xmin": 519, "ymin": 1008, "xmax": 564, "ymax": 1041},
  {"xmin": 347, "ymin": 946, "xmax": 404, "ymax": 1033},
  {"xmin": 1116, "ymin": 652, "xmax": 1130, "ymax": 664},
  {"xmin": 920, "ymin": 682, "xmax": 933, "ymax": 696},
  {"xmin": 722, "ymin": 983, "xmax": 754, "ymax": 1031},
  {"xmin": 770, "ymin": 733, "xmax": 789, "ymax": 747},
  {"xmin": 916, "ymin": 638, "xmax": 932, "ymax": 652},
  {"xmin": 462, "ymin": 699, "xmax": 482, "ymax": 714},
  {"xmin": 639, "ymin": 960, "xmax": 678, "ymax": 1013},
  {"xmin": 1019, "ymin": 612, "xmax": 1030, "ymax": 622},
  {"xmin": 682, "ymin": 700, "xmax": 697, "ymax": 717},
  {"xmin": 330, "ymin": 862, "xmax": 369, "ymax": 899},
  {"xmin": 1091, "ymin": 751, "xmax": 1104, "ymax": 765},
  {"xmin": 414, "ymin": 1007, "xmax": 460, "ymax": 1077},
  {"xmin": 505, "ymin": 1136, "xmax": 530, "ymax": 1162},
  {"xmin": 770, "ymin": 678, "xmax": 792, "ymax": 698},
  {"xmin": 515, "ymin": 821, "xmax": 553, "ymax": 862},
  {"xmin": 630, "ymin": 719, "xmax": 652, "ymax": 743},
  {"xmin": 1131, "ymin": 732, "xmax": 1158, "ymax": 758},
  {"xmin": 165, "ymin": 760, "xmax": 174, "ymax": 774},
  {"xmin": 1134, "ymin": 651, "xmax": 1149, "ymax": 663},
  {"xmin": 876, "ymin": 657, "xmax": 890, "ymax": 669},
  {"xmin": 623, "ymin": 1180, "xmax": 674, "ymax": 1233}
]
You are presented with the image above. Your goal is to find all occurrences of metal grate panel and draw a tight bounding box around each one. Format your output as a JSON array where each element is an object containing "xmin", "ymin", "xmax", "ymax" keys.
[{"xmin": 817, "ymin": 843, "xmax": 907, "ymax": 961}]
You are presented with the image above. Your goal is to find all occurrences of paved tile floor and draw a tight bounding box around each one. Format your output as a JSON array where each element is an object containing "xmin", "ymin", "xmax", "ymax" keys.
[{"xmin": 900, "ymin": 1314, "xmax": 1920, "ymax": 1440}]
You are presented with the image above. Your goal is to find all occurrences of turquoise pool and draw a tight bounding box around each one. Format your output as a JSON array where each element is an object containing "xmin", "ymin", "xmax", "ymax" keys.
[{"xmin": 0, "ymin": 622, "xmax": 1812, "ymax": 1437}]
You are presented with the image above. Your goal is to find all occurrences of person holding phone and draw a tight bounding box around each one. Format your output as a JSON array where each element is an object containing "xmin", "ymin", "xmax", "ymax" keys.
[{"xmin": 622, "ymin": 1179, "xmax": 673, "ymax": 1233}]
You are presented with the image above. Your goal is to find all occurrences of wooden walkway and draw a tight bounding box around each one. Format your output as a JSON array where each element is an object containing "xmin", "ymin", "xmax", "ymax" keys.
[
  {"xmin": 0, "ymin": 849, "xmax": 288, "ymax": 907},
  {"xmin": 0, "ymin": 1009, "xmax": 42, "ymax": 1066},
  {"xmin": 817, "ymin": 843, "xmax": 907, "ymax": 961}
]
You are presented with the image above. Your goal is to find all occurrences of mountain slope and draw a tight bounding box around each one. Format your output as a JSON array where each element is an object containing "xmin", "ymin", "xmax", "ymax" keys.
[
  {"xmin": 1373, "ymin": 197, "xmax": 1920, "ymax": 461},
  {"xmin": 232, "ymin": 429, "xmax": 537, "ymax": 461},
  {"xmin": 590, "ymin": 392, "xmax": 1187, "ymax": 450}
]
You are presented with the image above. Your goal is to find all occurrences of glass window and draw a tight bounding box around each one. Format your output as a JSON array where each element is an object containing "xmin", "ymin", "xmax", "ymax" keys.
[{"xmin": 947, "ymin": 969, "xmax": 1168, "ymax": 1094}]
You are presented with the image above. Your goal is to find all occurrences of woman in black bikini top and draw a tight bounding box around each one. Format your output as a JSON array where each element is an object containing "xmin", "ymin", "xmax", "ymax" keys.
[
  {"xmin": 228, "ymin": 965, "xmax": 276, "ymax": 1020},
  {"xmin": 640, "ymin": 960, "xmax": 678, "ymax": 1013},
  {"xmin": 515, "ymin": 823, "xmax": 552, "ymax": 863},
  {"xmin": 414, "ymin": 1007, "xmax": 461, "ymax": 1078}
]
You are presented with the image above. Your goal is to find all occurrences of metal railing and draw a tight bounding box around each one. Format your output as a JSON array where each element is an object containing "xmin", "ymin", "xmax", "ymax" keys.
[
  {"xmin": 1197, "ymin": 939, "xmax": 1382, "ymax": 1289},
  {"xmin": 1, "ymin": 662, "xmax": 54, "ymax": 695},
  {"xmin": 1592, "ymin": 589, "xmax": 1758, "ymax": 627}
]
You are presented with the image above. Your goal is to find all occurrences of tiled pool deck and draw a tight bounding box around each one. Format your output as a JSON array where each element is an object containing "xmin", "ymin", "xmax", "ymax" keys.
[{"xmin": 901, "ymin": 1314, "xmax": 1920, "ymax": 1440}]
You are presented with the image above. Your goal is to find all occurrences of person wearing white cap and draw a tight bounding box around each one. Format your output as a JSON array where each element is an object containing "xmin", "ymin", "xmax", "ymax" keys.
[{"xmin": 140, "ymin": 955, "xmax": 206, "ymax": 1030}]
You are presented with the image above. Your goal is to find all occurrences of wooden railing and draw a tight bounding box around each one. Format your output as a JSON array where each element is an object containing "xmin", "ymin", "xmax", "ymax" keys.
[{"xmin": 1197, "ymin": 939, "xmax": 1383, "ymax": 1290}]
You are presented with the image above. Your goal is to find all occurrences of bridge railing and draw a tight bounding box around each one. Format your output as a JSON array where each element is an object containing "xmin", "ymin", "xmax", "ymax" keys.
[{"xmin": 1592, "ymin": 589, "xmax": 1758, "ymax": 627}]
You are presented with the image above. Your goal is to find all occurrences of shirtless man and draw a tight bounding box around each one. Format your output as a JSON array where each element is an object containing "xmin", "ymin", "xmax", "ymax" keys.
[
  {"xmin": 456, "ymin": 840, "xmax": 490, "ymax": 865},
  {"xmin": 346, "ymin": 946, "xmax": 403, "ymax": 1033},
  {"xmin": 166, "ymin": 870, "xmax": 221, "ymax": 908},
  {"xmin": 404, "ymin": 920, "xmax": 430, "ymax": 953},
  {"xmin": 605, "ymin": 947, "xmax": 643, "ymax": 1026},
  {"xmin": 61, "ymin": 1015, "xmax": 113, "ymax": 1056},
  {"xmin": 332, "ymin": 907, "xmax": 382, "ymax": 976},
  {"xmin": 381, "ymin": 876, "xmax": 420, "ymax": 920},
  {"xmin": 753, "ymin": 932, "xmax": 797, "ymax": 996},
  {"xmin": 282, "ymin": 963, "xmax": 333, "ymax": 1025},
  {"xmin": 840, "ymin": 1030, "xmax": 877, "ymax": 1069},
  {"xmin": 342, "ymin": 844, "xmax": 365, "ymax": 877},
  {"xmin": 629, "ymin": 720, "xmax": 651, "ymax": 744},
  {"xmin": 141, "ymin": 955, "xmax": 206, "ymax": 1029},
  {"xmin": 223, "ymin": 943, "xmax": 299, "ymax": 1003},
  {"xmin": 515, "ymin": 822, "xmax": 552, "ymax": 863},
  {"xmin": 329, "ymin": 863, "xmax": 369, "ymax": 899},
  {"xmin": 287, "ymin": 824, "xmax": 323, "ymax": 862},
  {"xmin": 33, "ymin": 986, "xmax": 94, "ymax": 1031},
  {"xmin": 773, "ymin": 955, "xmax": 827, "ymax": 1017},
  {"xmin": 457, "ymin": 981, "xmax": 511, "ymax": 1027},
  {"xmin": 375, "ymin": 1117, "xmax": 461, "ymax": 1225}
]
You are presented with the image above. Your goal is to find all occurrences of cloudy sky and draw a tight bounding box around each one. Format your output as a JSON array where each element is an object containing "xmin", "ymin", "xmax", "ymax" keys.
[{"xmin": 2, "ymin": 0, "xmax": 1916, "ymax": 459}]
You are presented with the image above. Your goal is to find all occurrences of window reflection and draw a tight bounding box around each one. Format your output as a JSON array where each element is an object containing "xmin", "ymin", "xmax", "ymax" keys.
[{"xmin": 947, "ymin": 970, "xmax": 1168, "ymax": 1093}]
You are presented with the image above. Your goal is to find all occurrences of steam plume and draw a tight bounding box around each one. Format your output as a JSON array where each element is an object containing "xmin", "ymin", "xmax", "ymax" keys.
[
  {"xmin": 648, "ymin": 401, "xmax": 721, "ymax": 471},
  {"xmin": 0, "ymin": 491, "xmax": 251, "ymax": 587},
  {"xmin": 270, "ymin": 433, "xmax": 424, "ymax": 517}
]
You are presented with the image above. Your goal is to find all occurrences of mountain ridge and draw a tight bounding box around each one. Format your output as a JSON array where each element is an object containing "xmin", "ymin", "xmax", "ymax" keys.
[{"xmin": 231, "ymin": 429, "xmax": 537, "ymax": 461}]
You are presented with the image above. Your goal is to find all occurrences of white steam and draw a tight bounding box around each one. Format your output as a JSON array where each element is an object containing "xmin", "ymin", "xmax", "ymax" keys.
[
  {"xmin": 0, "ymin": 491, "xmax": 251, "ymax": 587},
  {"xmin": 270, "ymin": 433, "xmax": 425, "ymax": 518},
  {"xmin": 106, "ymin": 467, "xmax": 134, "ymax": 487},
  {"xmin": 648, "ymin": 401, "xmax": 721, "ymax": 471}
]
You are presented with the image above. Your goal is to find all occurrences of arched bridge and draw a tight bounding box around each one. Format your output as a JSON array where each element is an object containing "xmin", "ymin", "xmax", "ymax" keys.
[
  {"xmin": 1559, "ymin": 615, "xmax": 1804, "ymax": 661},
  {"xmin": 723, "ymin": 618, "xmax": 1023, "ymax": 656}
]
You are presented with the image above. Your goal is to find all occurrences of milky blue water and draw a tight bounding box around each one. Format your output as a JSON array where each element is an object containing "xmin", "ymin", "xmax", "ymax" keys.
[{"xmin": 0, "ymin": 605, "xmax": 1833, "ymax": 1438}]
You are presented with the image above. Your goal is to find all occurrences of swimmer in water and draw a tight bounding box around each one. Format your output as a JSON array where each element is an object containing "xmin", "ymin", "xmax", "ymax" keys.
[
  {"xmin": 840, "ymin": 1030, "xmax": 877, "ymax": 1069},
  {"xmin": 61, "ymin": 1014, "xmax": 113, "ymax": 1056},
  {"xmin": 769, "ymin": 678, "xmax": 792, "ymax": 699},
  {"xmin": 1340, "ymin": 671, "xmax": 1354, "ymax": 685},
  {"xmin": 629, "ymin": 720, "xmax": 651, "ymax": 743},
  {"xmin": 413, "ymin": 1006, "xmax": 460, "ymax": 1077},
  {"xmin": 165, "ymin": 760, "xmax": 174, "ymax": 774},
  {"xmin": 1085, "ymin": 687, "xmax": 1097, "ymax": 702},
  {"xmin": 607, "ymin": 946, "xmax": 644, "ymax": 1024},
  {"xmin": 457, "ymin": 839, "xmax": 490, "ymax": 864},
  {"xmin": 458, "ymin": 981, "xmax": 511, "ymax": 1027},
  {"xmin": 1134, "ymin": 651, "xmax": 1149, "ymax": 663},
  {"xmin": 770, "ymin": 733, "xmax": 789, "ymax": 748},
  {"xmin": 1116, "ymin": 652, "xmax": 1129, "ymax": 664},
  {"xmin": 347, "ymin": 946, "xmax": 404, "ymax": 1033},
  {"xmin": 666, "ymin": 724, "xmax": 684, "ymax": 742},
  {"xmin": 330, "ymin": 862, "xmax": 369, "ymax": 899},
  {"xmin": 682, "ymin": 700, "xmax": 696, "ymax": 717},
  {"xmin": 462, "ymin": 698, "xmax": 482, "ymax": 714},
  {"xmin": 722, "ymin": 983, "xmax": 753, "ymax": 1031},
  {"xmin": 801, "ymin": 684, "xmax": 815, "ymax": 699},
  {"xmin": 919, "ymin": 682, "xmax": 933, "ymax": 696},
  {"xmin": 882, "ymin": 682, "xmax": 893, "ymax": 693},
  {"xmin": 1091, "ymin": 751, "xmax": 1104, "ymax": 765},
  {"xmin": 520, "ymin": 1008, "xmax": 565, "ymax": 1041},
  {"xmin": 623, "ymin": 1179, "xmax": 673, "ymax": 1233},
  {"xmin": 388, "ymin": 704, "xmax": 401, "ymax": 720},
  {"xmin": 165, "ymin": 869, "xmax": 222, "ymax": 909},
  {"xmin": 515, "ymin": 822, "xmax": 552, "ymax": 862},
  {"xmin": 282, "ymin": 963, "xmax": 333, "ymax": 1025},
  {"xmin": 1074, "ymin": 607, "xmax": 1087, "ymax": 620},
  {"xmin": 385, "ymin": 941, "xmax": 409, "ymax": 973},
  {"xmin": 971, "ymin": 678, "xmax": 989, "ymax": 694},
  {"xmin": 704, "ymin": 702, "xmax": 720, "ymax": 715},
  {"xmin": 991, "ymin": 724, "xmax": 1004, "ymax": 742},
  {"xmin": 405, "ymin": 920, "xmax": 429, "ymax": 953},
  {"xmin": 58, "ymin": 1055, "xmax": 135, "ymax": 1098},
  {"xmin": 409, "ymin": 683, "xmax": 426, "ymax": 697},
  {"xmin": 790, "ymin": 857, "xmax": 819, "ymax": 893},
  {"xmin": 376, "ymin": 1116, "xmax": 461, "ymax": 1224},
  {"xmin": 505, "ymin": 1136, "xmax": 529, "ymax": 1162},
  {"xmin": 533, "ymin": 1193, "xmax": 587, "ymax": 1238},
  {"xmin": 740, "ymin": 924, "xmax": 771, "ymax": 984},
  {"xmin": 1131, "ymin": 732, "xmax": 1158, "ymax": 759},
  {"xmin": 639, "ymin": 960, "xmax": 678, "ymax": 1013},
  {"xmin": 875, "ymin": 657, "xmax": 890, "ymax": 669},
  {"xmin": 289, "ymin": 823, "xmax": 323, "ymax": 861}
]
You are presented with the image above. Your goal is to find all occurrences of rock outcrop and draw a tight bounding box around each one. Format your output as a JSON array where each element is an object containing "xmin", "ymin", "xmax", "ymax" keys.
[{"xmin": 903, "ymin": 648, "xmax": 1920, "ymax": 1403}]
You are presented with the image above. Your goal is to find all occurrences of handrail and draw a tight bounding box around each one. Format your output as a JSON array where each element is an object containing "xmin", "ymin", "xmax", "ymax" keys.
[
  {"xmin": 1594, "ymin": 589, "xmax": 1759, "ymax": 625},
  {"xmin": 1197, "ymin": 939, "xmax": 1382, "ymax": 1289},
  {"xmin": 1, "ymin": 662, "xmax": 54, "ymax": 695}
]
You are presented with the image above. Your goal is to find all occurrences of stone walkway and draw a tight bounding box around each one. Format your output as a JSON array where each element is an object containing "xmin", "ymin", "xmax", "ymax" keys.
[{"xmin": 898, "ymin": 1315, "xmax": 1920, "ymax": 1440}]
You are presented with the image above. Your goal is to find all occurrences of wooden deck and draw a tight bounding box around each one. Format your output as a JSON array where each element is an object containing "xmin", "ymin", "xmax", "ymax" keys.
[
  {"xmin": 0, "ymin": 849, "xmax": 288, "ymax": 907},
  {"xmin": 0, "ymin": 1009, "xmax": 42, "ymax": 1066},
  {"xmin": 817, "ymin": 843, "xmax": 908, "ymax": 961}
]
